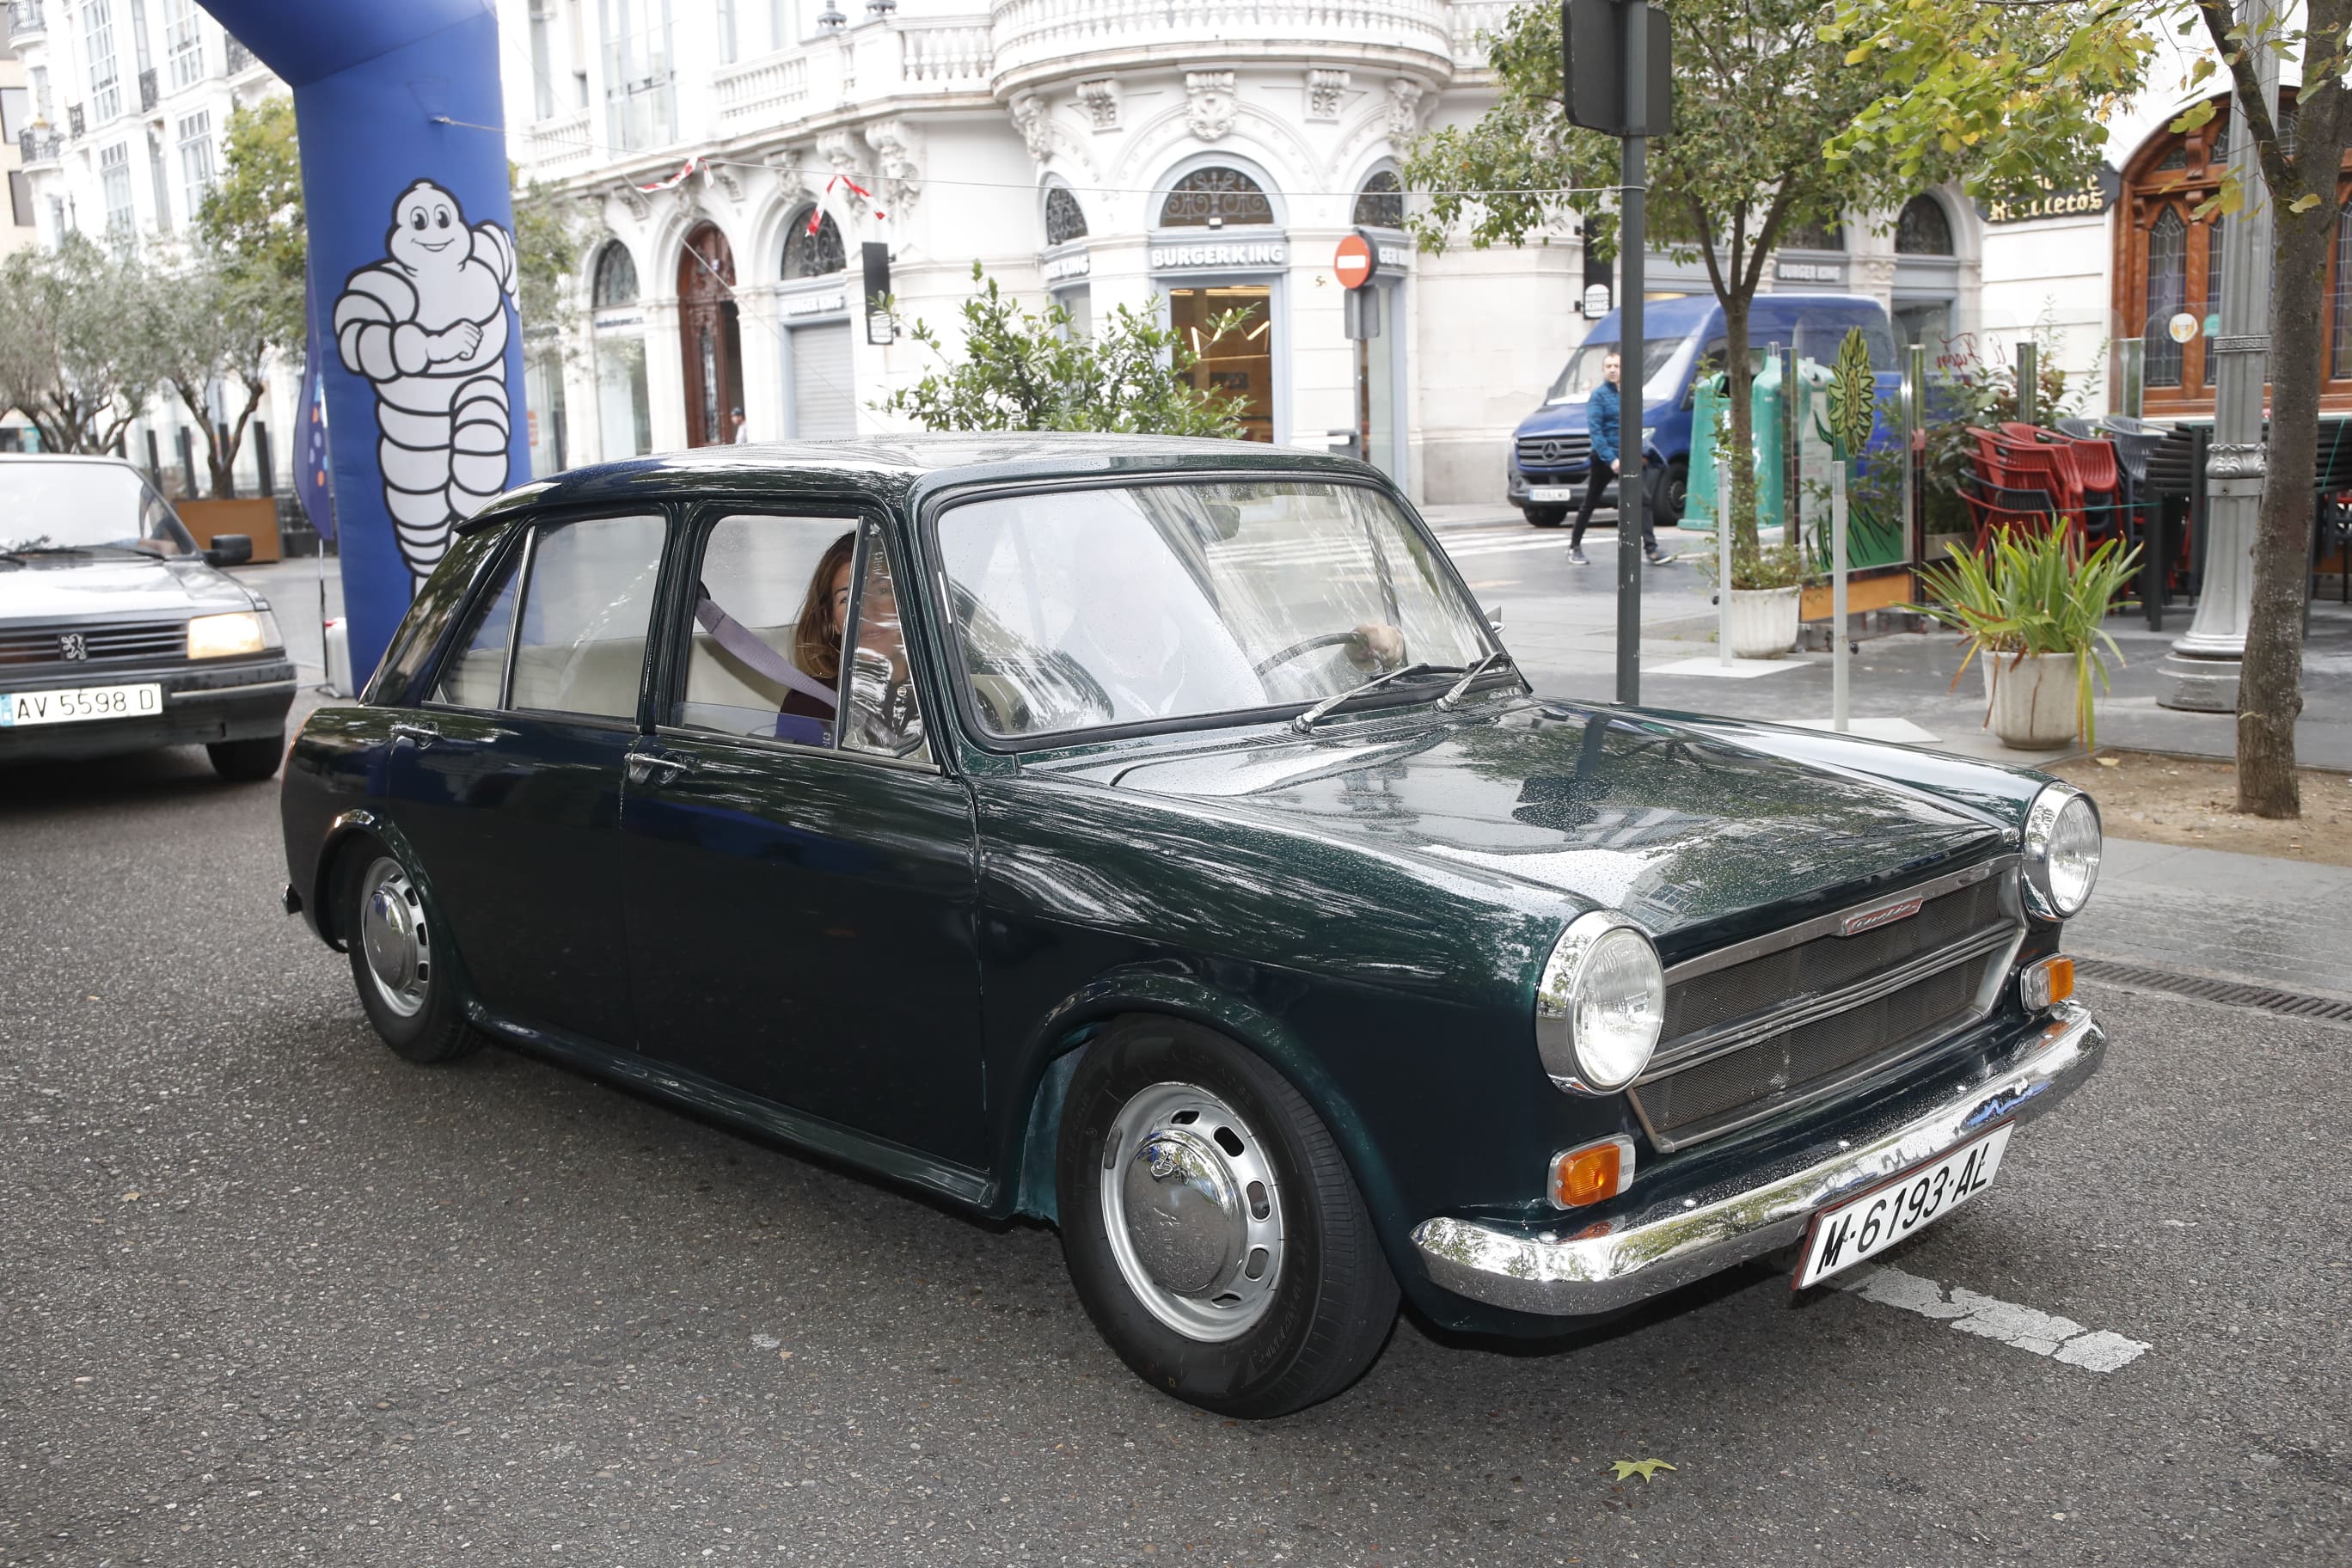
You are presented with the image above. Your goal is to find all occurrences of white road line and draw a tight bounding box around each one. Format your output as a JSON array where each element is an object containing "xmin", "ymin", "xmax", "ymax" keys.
[{"xmin": 1836, "ymin": 1265, "xmax": 2153, "ymax": 1372}]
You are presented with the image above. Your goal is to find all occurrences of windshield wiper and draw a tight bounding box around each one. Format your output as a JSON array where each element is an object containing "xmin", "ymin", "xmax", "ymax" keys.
[
  {"xmin": 1293, "ymin": 661, "xmax": 1456, "ymax": 733},
  {"xmin": 1436, "ymin": 650, "xmax": 1516, "ymax": 711}
]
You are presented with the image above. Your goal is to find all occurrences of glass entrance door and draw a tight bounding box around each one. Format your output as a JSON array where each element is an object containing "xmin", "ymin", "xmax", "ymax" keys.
[{"xmin": 1168, "ymin": 285, "xmax": 1274, "ymax": 442}]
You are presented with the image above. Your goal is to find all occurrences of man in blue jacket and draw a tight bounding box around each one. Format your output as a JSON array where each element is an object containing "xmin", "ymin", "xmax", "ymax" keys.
[{"xmin": 1569, "ymin": 350, "xmax": 1673, "ymax": 567}]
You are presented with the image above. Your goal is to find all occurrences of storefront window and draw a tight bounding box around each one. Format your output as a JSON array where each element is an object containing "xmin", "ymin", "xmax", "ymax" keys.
[
  {"xmin": 596, "ymin": 336, "xmax": 652, "ymax": 457},
  {"xmin": 784, "ymin": 208, "xmax": 846, "ymax": 278},
  {"xmin": 1170, "ymin": 286, "xmax": 1273, "ymax": 442},
  {"xmin": 1352, "ymin": 171, "xmax": 1404, "ymax": 230},
  {"xmin": 2333, "ymin": 205, "xmax": 2352, "ymax": 380},
  {"xmin": 1161, "ymin": 168, "xmax": 1273, "ymax": 228},
  {"xmin": 1045, "ymin": 186, "xmax": 1087, "ymax": 246}
]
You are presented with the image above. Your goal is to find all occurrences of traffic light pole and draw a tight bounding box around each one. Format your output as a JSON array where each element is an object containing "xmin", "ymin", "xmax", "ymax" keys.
[{"xmin": 1615, "ymin": 0, "xmax": 1646, "ymax": 706}]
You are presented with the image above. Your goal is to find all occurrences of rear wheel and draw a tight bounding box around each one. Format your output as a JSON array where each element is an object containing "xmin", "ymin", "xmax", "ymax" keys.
[
  {"xmin": 1654, "ymin": 458, "xmax": 1689, "ymax": 530},
  {"xmin": 343, "ymin": 846, "xmax": 483, "ymax": 1065},
  {"xmin": 207, "ymin": 733, "xmax": 284, "ymax": 781},
  {"xmin": 1057, "ymin": 1016, "xmax": 1399, "ymax": 1418},
  {"xmin": 1522, "ymin": 505, "xmax": 1568, "ymax": 529}
]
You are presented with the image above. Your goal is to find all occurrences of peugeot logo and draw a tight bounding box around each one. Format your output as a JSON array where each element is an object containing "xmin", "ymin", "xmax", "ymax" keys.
[{"xmin": 58, "ymin": 633, "xmax": 88, "ymax": 663}]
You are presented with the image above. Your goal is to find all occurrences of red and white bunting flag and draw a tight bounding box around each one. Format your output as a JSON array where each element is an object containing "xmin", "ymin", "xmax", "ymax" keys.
[{"xmin": 636, "ymin": 155, "xmax": 705, "ymax": 193}]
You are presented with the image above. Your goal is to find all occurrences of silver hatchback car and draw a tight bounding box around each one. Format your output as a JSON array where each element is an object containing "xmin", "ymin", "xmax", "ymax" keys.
[{"xmin": 0, "ymin": 455, "xmax": 295, "ymax": 778}]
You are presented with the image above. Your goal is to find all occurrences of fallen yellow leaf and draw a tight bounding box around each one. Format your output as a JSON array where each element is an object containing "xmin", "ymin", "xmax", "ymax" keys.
[{"xmin": 1611, "ymin": 1458, "xmax": 1677, "ymax": 1483}]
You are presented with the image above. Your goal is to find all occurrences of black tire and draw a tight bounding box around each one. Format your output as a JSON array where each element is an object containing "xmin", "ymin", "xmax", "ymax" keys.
[
  {"xmin": 340, "ymin": 841, "xmax": 483, "ymax": 1065},
  {"xmin": 207, "ymin": 732, "xmax": 285, "ymax": 781},
  {"xmin": 1057, "ymin": 1015, "xmax": 1400, "ymax": 1418},
  {"xmin": 1655, "ymin": 459, "xmax": 1689, "ymax": 530},
  {"xmin": 1522, "ymin": 505, "xmax": 1568, "ymax": 528}
]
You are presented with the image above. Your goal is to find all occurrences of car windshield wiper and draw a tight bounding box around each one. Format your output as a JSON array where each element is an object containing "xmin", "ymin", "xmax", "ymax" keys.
[
  {"xmin": 2, "ymin": 544, "xmax": 106, "ymax": 557},
  {"xmin": 1292, "ymin": 661, "xmax": 1457, "ymax": 733},
  {"xmin": 1436, "ymin": 650, "xmax": 1516, "ymax": 711}
]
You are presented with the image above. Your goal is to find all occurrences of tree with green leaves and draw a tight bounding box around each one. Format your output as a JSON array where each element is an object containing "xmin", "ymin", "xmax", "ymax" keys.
[
  {"xmin": 1825, "ymin": 0, "xmax": 2342, "ymax": 818},
  {"xmin": 875, "ymin": 262, "xmax": 1249, "ymax": 437},
  {"xmin": 1403, "ymin": 0, "xmax": 2135, "ymax": 550},
  {"xmin": 197, "ymin": 98, "xmax": 305, "ymax": 298},
  {"xmin": 0, "ymin": 234, "xmax": 169, "ymax": 456},
  {"xmin": 511, "ymin": 171, "xmax": 592, "ymax": 356}
]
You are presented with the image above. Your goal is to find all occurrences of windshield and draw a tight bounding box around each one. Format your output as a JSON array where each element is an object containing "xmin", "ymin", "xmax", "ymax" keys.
[
  {"xmin": 938, "ymin": 481, "xmax": 1496, "ymax": 740},
  {"xmin": 1546, "ymin": 334, "xmax": 1693, "ymax": 406},
  {"xmin": 0, "ymin": 462, "xmax": 196, "ymax": 555}
]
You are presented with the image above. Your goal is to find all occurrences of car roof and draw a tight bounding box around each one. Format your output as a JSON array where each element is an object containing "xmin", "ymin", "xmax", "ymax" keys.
[
  {"xmin": 0, "ymin": 452, "xmax": 146, "ymax": 469},
  {"xmin": 460, "ymin": 433, "xmax": 1381, "ymax": 532},
  {"xmin": 1578, "ymin": 292, "xmax": 1890, "ymax": 345}
]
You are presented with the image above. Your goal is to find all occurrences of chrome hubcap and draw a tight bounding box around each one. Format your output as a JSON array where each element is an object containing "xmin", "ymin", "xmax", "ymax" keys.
[
  {"xmin": 358, "ymin": 856, "xmax": 430, "ymax": 1019},
  {"xmin": 1100, "ymin": 1081, "xmax": 1284, "ymax": 1342}
]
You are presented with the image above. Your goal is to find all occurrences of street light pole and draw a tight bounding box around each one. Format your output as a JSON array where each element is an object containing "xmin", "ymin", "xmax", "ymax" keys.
[
  {"xmin": 1616, "ymin": 0, "xmax": 1647, "ymax": 705},
  {"xmin": 2159, "ymin": 0, "xmax": 2278, "ymax": 711}
]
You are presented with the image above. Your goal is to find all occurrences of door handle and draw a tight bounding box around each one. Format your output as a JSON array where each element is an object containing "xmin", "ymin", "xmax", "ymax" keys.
[
  {"xmin": 625, "ymin": 750, "xmax": 694, "ymax": 786},
  {"xmin": 389, "ymin": 720, "xmax": 439, "ymax": 749}
]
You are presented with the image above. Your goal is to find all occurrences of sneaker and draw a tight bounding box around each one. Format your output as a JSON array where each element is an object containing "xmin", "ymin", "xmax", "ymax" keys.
[
  {"xmin": 1567, "ymin": 547, "xmax": 1590, "ymax": 566},
  {"xmin": 1645, "ymin": 548, "xmax": 1677, "ymax": 566}
]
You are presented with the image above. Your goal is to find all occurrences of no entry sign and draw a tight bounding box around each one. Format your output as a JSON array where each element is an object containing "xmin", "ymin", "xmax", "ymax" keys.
[{"xmin": 1334, "ymin": 230, "xmax": 1379, "ymax": 290}]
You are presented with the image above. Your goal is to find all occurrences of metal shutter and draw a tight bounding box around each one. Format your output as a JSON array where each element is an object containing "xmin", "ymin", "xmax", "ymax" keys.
[{"xmin": 788, "ymin": 322, "xmax": 856, "ymax": 438}]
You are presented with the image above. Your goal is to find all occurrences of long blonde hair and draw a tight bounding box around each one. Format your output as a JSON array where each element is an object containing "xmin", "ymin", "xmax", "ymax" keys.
[{"xmin": 794, "ymin": 532, "xmax": 857, "ymax": 682}]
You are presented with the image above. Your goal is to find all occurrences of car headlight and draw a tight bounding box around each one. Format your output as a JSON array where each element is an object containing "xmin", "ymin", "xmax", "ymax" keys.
[
  {"xmin": 187, "ymin": 610, "xmax": 267, "ymax": 658},
  {"xmin": 1535, "ymin": 910, "xmax": 1666, "ymax": 1093},
  {"xmin": 2021, "ymin": 781, "xmax": 2102, "ymax": 920}
]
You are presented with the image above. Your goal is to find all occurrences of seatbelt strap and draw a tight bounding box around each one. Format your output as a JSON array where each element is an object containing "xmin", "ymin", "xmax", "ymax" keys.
[{"xmin": 694, "ymin": 588, "xmax": 837, "ymax": 710}]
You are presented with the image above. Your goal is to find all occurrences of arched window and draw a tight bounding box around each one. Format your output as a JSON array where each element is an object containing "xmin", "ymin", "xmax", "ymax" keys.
[
  {"xmin": 1044, "ymin": 186, "xmax": 1087, "ymax": 246},
  {"xmin": 2144, "ymin": 207, "xmax": 2187, "ymax": 388},
  {"xmin": 1895, "ymin": 196, "xmax": 1953, "ymax": 256},
  {"xmin": 1782, "ymin": 216, "xmax": 1844, "ymax": 251},
  {"xmin": 592, "ymin": 242, "xmax": 639, "ymax": 308},
  {"xmin": 1352, "ymin": 170, "xmax": 1404, "ymax": 230},
  {"xmin": 1159, "ymin": 167, "xmax": 1273, "ymax": 228},
  {"xmin": 783, "ymin": 209, "xmax": 846, "ymax": 279}
]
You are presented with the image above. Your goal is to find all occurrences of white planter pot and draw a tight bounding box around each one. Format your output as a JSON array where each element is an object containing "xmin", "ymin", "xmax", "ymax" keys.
[
  {"xmin": 1727, "ymin": 586, "xmax": 1801, "ymax": 658},
  {"xmin": 1981, "ymin": 652, "xmax": 2080, "ymax": 749}
]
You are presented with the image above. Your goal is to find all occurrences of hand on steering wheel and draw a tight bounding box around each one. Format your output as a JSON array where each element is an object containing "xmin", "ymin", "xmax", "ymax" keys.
[{"xmin": 1252, "ymin": 622, "xmax": 1407, "ymax": 677}]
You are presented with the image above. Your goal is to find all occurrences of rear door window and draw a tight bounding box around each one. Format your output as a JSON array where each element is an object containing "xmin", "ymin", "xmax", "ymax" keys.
[{"xmin": 426, "ymin": 512, "xmax": 666, "ymax": 720}]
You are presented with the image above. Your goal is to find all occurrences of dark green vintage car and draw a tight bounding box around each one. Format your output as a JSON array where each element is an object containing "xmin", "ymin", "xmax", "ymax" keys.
[{"xmin": 279, "ymin": 436, "xmax": 2106, "ymax": 1417}]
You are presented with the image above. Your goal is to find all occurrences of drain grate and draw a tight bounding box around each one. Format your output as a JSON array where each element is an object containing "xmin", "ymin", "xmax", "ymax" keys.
[{"xmin": 2075, "ymin": 959, "xmax": 2352, "ymax": 1022}]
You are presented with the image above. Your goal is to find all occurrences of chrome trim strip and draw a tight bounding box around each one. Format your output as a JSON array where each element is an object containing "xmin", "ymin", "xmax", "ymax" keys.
[
  {"xmin": 1643, "ymin": 920, "xmax": 2023, "ymax": 1080},
  {"xmin": 1662, "ymin": 855, "xmax": 2018, "ymax": 986},
  {"xmin": 1410, "ymin": 1003, "xmax": 2104, "ymax": 1317},
  {"xmin": 168, "ymin": 679, "xmax": 298, "ymax": 705}
]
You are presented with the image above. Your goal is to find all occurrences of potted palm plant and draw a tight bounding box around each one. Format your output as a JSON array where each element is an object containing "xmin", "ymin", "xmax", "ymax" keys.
[{"xmin": 1914, "ymin": 526, "xmax": 2141, "ymax": 749}]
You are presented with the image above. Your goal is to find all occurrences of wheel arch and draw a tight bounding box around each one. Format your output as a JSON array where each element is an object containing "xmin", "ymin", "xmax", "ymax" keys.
[
  {"xmin": 999, "ymin": 966, "xmax": 1409, "ymax": 1266},
  {"xmin": 310, "ymin": 810, "xmax": 433, "ymax": 952}
]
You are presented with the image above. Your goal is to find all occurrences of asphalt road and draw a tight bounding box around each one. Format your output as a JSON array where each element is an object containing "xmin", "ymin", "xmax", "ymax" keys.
[{"xmin": 3, "ymin": 723, "xmax": 2349, "ymax": 1567}]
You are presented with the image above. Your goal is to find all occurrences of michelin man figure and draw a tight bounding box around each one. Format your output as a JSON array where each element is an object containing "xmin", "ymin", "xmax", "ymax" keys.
[{"xmin": 334, "ymin": 181, "xmax": 518, "ymax": 585}]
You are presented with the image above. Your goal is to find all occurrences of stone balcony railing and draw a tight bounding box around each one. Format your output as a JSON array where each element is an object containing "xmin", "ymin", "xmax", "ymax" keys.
[
  {"xmin": 18, "ymin": 126, "xmax": 64, "ymax": 165},
  {"xmin": 713, "ymin": 49, "xmax": 812, "ymax": 129},
  {"xmin": 530, "ymin": 106, "xmax": 596, "ymax": 175},
  {"xmin": 709, "ymin": 17, "xmax": 992, "ymax": 132},
  {"xmin": 1447, "ymin": 0, "xmax": 1514, "ymax": 68},
  {"xmin": 5, "ymin": 0, "xmax": 46, "ymax": 42},
  {"xmin": 988, "ymin": 0, "xmax": 1458, "ymax": 89}
]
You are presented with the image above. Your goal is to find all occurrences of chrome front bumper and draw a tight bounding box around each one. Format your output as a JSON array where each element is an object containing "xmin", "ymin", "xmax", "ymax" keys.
[{"xmin": 1411, "ymin": 1003, "xmax": 2105, "ymax": 1317}]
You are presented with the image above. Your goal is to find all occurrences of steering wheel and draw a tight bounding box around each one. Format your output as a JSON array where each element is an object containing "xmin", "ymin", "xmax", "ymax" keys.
[{"xmin": 1253, "ymin": 631, "xmax": 1364, "ymax": 677}]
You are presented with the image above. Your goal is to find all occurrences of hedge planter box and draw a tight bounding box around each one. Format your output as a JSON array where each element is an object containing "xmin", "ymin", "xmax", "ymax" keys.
[
  {"xmin": 1727, "ymin": 586, "xmax": 1800, "ymax": 658},
  {"xmin": 1981, "ymin": 652, "xmax": 2079, "ymax": 749}
]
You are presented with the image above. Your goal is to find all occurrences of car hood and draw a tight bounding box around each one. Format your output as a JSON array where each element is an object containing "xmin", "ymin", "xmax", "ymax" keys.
[
  {"xmin": 1039, "ymin": 697, "xmax": 2012, "ymax": 952},
  {"xmin": 0, "ymin": 554, "xmax": 252, "ymax": 623}
]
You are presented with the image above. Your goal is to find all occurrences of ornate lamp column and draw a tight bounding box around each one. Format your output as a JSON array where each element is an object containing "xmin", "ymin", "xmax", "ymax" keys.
[{"xmin": 2159, "ymin": 0, "xmax": 2280, "ymax": 710}]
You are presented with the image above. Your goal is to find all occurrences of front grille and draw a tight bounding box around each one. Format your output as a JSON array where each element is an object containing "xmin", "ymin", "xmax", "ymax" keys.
[
  {"xmin": 1516, "ymin": 432, "xmax": 1591, "ymax": 471},
  {"xmin": 1631, "ymin": 867, "xmax": 2021, "ymax": 1150},
  {"xmin": 0, "ymin": 620, "xmax": 187, "ymax": 669}
]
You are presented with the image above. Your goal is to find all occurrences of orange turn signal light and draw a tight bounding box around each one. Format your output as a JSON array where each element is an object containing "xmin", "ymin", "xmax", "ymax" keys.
[
  {"xmin": 1549, "ymin": 1135, "xmax": 1637, "ymax": 1209},
  {"xmin": 2020, "ymin": 955, "xmax": 2076, "ymax": 1011}
]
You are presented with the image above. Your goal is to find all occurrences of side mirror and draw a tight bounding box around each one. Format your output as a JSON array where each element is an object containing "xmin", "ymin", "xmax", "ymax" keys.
[
  {"xmin": 1485, "ymin": 603, "xmax": 1505, "ymax": 634},
  {"xmin": 204, "ymin": 534, "xmax": 253, "ymax": 567}
]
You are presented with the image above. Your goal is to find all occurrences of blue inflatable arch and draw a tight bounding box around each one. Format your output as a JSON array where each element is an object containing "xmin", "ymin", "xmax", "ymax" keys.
[{"xmin": 201, "ymin": 0, "xmax": 525, "ymax": 680}]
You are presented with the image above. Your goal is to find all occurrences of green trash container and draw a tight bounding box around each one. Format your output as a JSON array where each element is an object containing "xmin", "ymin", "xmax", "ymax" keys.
[{"xmin": 1684, "ymin": 359, "xmax": 1787, "ymax": 531}]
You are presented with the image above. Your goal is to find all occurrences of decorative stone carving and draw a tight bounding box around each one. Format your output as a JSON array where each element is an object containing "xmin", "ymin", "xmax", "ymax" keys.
[
  {"xmin": 616, "ymin": 184, "xmax": 652, "ymax": 223},
  {"xmin": 1306, "ymin": 70, "xmax": 1349, "ymax": 122},
  {"xmin": 1076, "ymin": 78, "xmax": 1121, "ymax": 132},
  {"xmin": 707, "ymin": 162, "xmax": 744, "ymax": 205},
  {"xmin": 1010, "ymin": 92, "xmax": 1053, "ymax": 160},
  {"xmin": 865, "ymin": 119, "xmax": 922, "ymax": 216},
  {"xmin": 1185, "ymin": 70, "xmax": 1237, "ymax": 142},
  {"xmin": 816, "ymin": 130, "xmax": 869, "ymax": 210},
  {"xmin": 1386, "ymin": 77, "xmax": 1425, "ymax": 139}
]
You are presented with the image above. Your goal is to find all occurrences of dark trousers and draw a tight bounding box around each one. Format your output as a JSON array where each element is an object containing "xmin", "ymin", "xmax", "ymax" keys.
[{"xmin": 1570, "ymin": 460, "xmax": 1657, "ymax": 551}]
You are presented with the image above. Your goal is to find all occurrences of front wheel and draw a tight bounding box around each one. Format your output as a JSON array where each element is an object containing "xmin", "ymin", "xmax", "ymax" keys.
[
  {"xmin": 1521, "ymin": 505, "xmax": 1567, "ymax": 529},
  {"xmin": 1654, "ymin": 459, "xmax": 1689, "ymax": 530},
  {"xmin": 1057, "ymin": 1016, "xmax": 1399, "ymax": 1418}
]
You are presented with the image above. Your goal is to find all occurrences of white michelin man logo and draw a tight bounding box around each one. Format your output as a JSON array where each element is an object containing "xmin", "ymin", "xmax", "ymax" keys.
[{"xmin": 332, "ymin": 180, "xmax": 518, "ymax": 585}]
